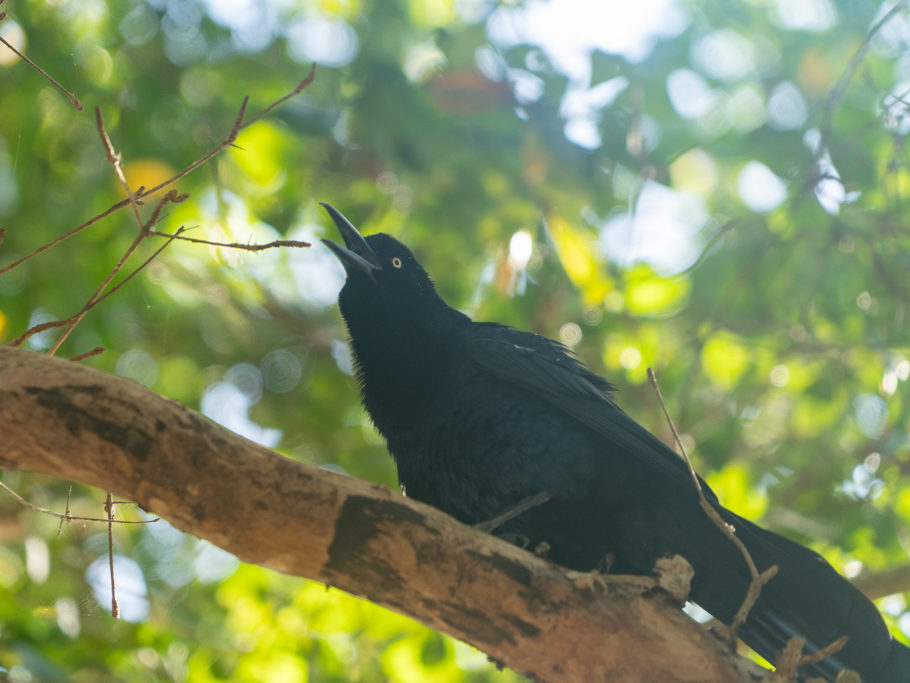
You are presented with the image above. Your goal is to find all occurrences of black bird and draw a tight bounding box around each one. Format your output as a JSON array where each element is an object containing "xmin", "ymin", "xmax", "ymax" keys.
[{"xmin": 321, "ymin": 203, "xmax": 910, "ymax": 682}]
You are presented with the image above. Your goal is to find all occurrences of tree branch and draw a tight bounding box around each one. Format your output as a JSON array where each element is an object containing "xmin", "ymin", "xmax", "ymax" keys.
[
  {"xmin": 854, "ymin": 563, "xmax": 910, "ymax": 601},
  {"xmin": 0, "ymin": 345, "xmax": 765, "ymax": 683}
]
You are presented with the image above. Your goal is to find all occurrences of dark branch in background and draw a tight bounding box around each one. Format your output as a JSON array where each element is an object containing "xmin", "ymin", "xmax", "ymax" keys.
[
  {"xmin": 810, "ymin": 0, "xmax": 909, "ymax": 169},
  {"xmin": 0, "ymin": 63, "xmax": 317, "ymax": 279},
  {"xmin": 646, "ymin": 369, "xmax": 778, "ymax": 644}
]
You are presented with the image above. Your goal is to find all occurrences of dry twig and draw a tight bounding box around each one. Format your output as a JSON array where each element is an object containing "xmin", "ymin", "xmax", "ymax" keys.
[
  {"xmin": 56, "ymin": 485, "xmax": 72, "ymax": 538},
  {"xmin": 105, "ymin": 492, "xmax": 119, "ymax": 619},
  {"xmin": 0, "ymin": 479, "xmax": 158, "ymax": 527},
  {"xmin": 148, "ymin": 229, "xmax": 310, "ymax": 250},
  {"xmin": 69, "ymin": 347, "xmax": 106, "ymax": 363},
  {"xmin": 474, "ymin": 491, "xmax": 552, "ymax": 533},
  {"xmin": 23, "ymin": 193, "xmax": 188, "ymax": 354},
  {"xmin": 0, "ymin": 65, "xmax": 317, "ymax": 278},
  {"xmin": 96, "ymin": 107, "xmax": 144, "ymax": 228},
  {"xmin": 0, "ymin": 8, "xmax": 83, "ymax": 111},
  {"xmin": 646, "ymin": 368, "xmax": 778, "ymax": 644}
]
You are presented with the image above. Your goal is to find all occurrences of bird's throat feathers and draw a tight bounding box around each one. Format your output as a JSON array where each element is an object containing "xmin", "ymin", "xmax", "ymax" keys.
[{"xmin": 340, "ymin": 287, "xmax": 468, "ymax": 430}]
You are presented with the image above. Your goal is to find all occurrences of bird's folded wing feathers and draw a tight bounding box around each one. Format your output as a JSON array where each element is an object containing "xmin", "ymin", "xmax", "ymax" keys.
[{"xmin": 467, "ymin": 323, "xmax": 713, "ymax": 498}]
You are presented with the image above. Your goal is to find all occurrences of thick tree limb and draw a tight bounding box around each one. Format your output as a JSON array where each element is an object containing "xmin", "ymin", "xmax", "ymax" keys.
[
  {"xmin": 854, "ymin": 564, "xmax": 910, "ymax": 601},
  {"xmin": 0, "ymin": 346, "xmax": 764, "ymax": 682}
]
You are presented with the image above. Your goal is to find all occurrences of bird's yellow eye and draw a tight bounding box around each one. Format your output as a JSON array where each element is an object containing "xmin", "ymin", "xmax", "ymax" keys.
[{"xmin": 392, "ymin": 257, "xmax": 402, "ymax": 269}]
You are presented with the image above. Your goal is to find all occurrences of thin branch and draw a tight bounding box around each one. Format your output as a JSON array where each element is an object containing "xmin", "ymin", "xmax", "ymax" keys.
[
  {"xmin": 98, "ymin": 63, "xmax": 315, "ymax": 207},
  {"xmin": 90, "ymin": 224, "xmax": 187, "ymax": 308},
  {"xmin": 0, "ymin": 200, "xmax": 139, "ymax": 277},
  {"xmin": 239, "ymin": 63, "xmax": 317, "ymax": 130},
  {"xmin": 148, "ymin": 229, "xmax": 310, "ymax": 251},
  {"xmin": 56, "ymin": 484, "xmax": 71, "ymax": 538},
  {"xmin": 0, "ymin": 227, "xmax": 5, "ymax": 248},
  {"xmin": 0, "ymin": 28, "xmax": 83, "ymax": 111},
  {"xmin": 105, "ymin": 492, "xmax": 120, "ymax": 619},
  {"xmin": 797, "ymin": 636, "xmax": 848, "ymax": 667},
  {"xmin": 69, "ymin": 347, "xmax": 106, "ymax": 363},
  {"xmin": 0, "ymin": 479, "xmax": 158, "ymax": 525},
  {"xmin": 474, "ymin": 491, "xmax": 552, "ymax": 533},
  {"xmin": 8, "ymin": 318, "xmax": 68, "ymax": 347},
  {"xmin": 0, "ymin": 68, "xmax": 317, "ymax": 277},
  {"xmin": 769, "ymin": 634, "xmax": 848, "ymax": 682},
  {"xmin": 95, "ymin": 107, "xmax": 144, "ymax": 229},
  {"xmin": 8, "ymin": 215, "xmax": 186, "ymax": 349},
  {"xmin": 42, "ymin": 195, "xmax": 186, "ymax": 355},
  {"xmin": 646, "ymin": 368, "xmax": 777, "ymax": 645}
]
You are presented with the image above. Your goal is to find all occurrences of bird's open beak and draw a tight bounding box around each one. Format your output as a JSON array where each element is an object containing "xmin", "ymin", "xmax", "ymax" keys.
[{"xmin": 320, "ymin": 203, "xmax": 381, "ymax": 277}]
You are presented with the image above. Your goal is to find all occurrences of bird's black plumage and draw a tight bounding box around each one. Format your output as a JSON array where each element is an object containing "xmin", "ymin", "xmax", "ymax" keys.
[{"xmin": 321, "ymin": 203, "xmax": 910, "ymax": 682}]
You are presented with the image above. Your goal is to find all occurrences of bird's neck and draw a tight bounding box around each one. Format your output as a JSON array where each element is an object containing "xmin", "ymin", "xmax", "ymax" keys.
[{"xmin": 348, "ymin": 308, "xmax": 468, "ymax": 434}]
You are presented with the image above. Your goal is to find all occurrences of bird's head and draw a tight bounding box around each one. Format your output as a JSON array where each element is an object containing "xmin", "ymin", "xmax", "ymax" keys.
[{"xmin": 320, "ymin": 203, "xmax": 463, "ymax": 338}]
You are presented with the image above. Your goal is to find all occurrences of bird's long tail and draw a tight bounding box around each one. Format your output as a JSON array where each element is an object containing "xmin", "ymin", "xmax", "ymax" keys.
[{"xmin": 696, "ymin": 510, "xmax": 910, "ymax": 682}]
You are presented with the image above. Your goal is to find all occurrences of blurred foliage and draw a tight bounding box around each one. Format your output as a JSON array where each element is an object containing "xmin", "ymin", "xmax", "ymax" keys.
[{"xmin": 2, "ymin": 0, "xmax": 910, "ymax": 680}]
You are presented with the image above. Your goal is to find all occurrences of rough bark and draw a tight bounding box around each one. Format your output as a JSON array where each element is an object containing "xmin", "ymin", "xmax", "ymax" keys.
[{"xmin": 0, "ymin": 345, "xmax": 764, "ymax": 682}]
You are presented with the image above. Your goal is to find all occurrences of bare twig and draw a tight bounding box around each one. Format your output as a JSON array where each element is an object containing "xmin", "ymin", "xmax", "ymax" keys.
[
  {"xmin": 95, "ymin": 107, "xmax": 143, "ymax": 228},
  {"xmin": 0, "ymin": 27, "xmax": 82, "ymax": 111},
  {"xmin": 0, "ymin": 479, "xmax": 158, "ymax": 526},
  {"xmin": 40, "ymin": 193, "xmax": 186, "ymax": 355},
  {"xmin": 69, "ymin": 347, "xmax": 106, "ymax": 363},
  {"xmin": 105, "ymin": 492, "xmax": 119, "ymax": 619},
  {"xmin": 798, "ymin": 636, "xmax": 848, "ymax": 667},
  {"xmin": 768, "ymin": 635, "xmax": 848, "ymax": 682},
  {"xmin": 148, "ymin": 229, "xmax": 310, "ymax": 251},
  {"xmin": 95, "ymin": 63, "xmax": 315, "ymax": 209},
  {"xmin": 57, "ymin": 484, "xmax": 71, "ymax": 538},
  {"xmin": 769, "ymin": 636, "xmax": 805, "ymax": 682},
  {"xmin": 646, "ymin": 368, "xmax": 777, "ymax": 645},
  {"xmin": 8, "ymin": 318, "xmax": 68, "ymax": 346},
  {"xmin": 239, "ymin": 63, "xmax": 317, "ymax": 130},
  {"xmin": 0, "ymin": 227, "xmax": 5, "ymax": 248},
  {"xmin": 90, "ymin": 226, "xmax": 186, "ymax": 303},
  {"xmin": 474, "ymin": 491, "xmax": 552, "ymax": 533},
  {"xmin": 0, "ymin": 68, "xmax": 317, "ymax": 278},
  {"xmin": 8, "ymin": 216, "xmax": 186, "ymax": 350},
  {"xmin": 0, "ymin": 200, "xmax": 140, "ymax": 277}
]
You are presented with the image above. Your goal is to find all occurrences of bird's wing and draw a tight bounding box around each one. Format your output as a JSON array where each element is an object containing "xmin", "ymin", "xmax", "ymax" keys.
[{"xmin": 467, "ymin": 323, "xmax": 707, "ymax": 493}]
